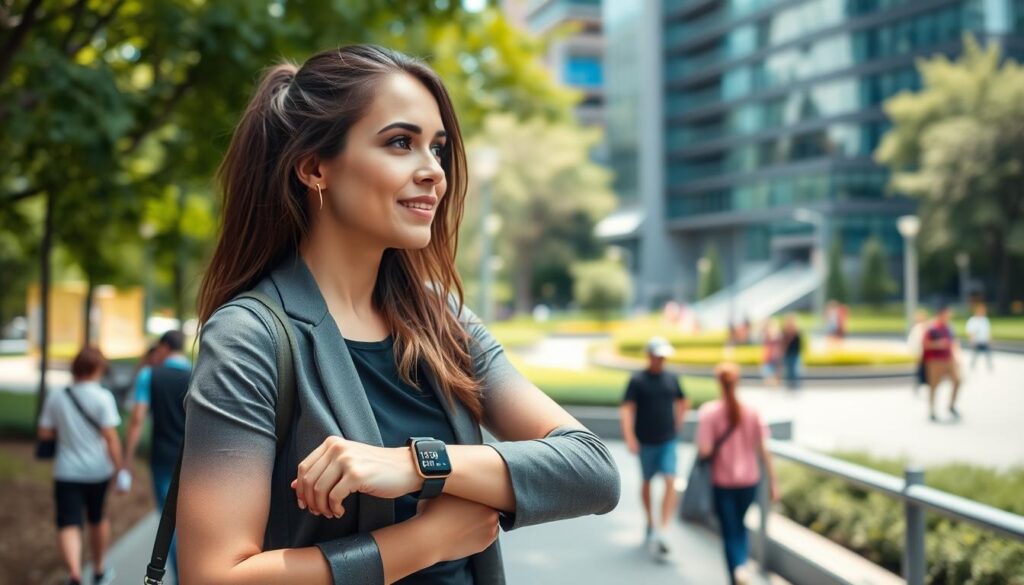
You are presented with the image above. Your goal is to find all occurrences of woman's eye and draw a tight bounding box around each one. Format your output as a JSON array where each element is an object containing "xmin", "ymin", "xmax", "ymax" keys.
[
  {"xmin": 431, "ymin": 144, "xmax": 444, "ymax": 158},
  {"xmin": 390, "ymin": 136, "xmax": 411, "ymax": 149}
]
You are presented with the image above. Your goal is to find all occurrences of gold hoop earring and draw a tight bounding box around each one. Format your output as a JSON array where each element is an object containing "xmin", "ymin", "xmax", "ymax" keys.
[{"xmin": 316, "ymin": 183, "xmax": 323, "ymax": 210}]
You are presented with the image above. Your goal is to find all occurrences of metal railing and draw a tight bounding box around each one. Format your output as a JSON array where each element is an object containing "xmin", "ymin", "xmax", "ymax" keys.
[{"xmin": 765, "ymin": 440, "xmax": 1024, "ymax": 585}]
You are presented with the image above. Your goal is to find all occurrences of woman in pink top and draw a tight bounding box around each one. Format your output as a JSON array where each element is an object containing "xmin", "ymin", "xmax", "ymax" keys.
[{"xmin": 696, "ymin": 363, "xmax": 778, "ymax": 585}]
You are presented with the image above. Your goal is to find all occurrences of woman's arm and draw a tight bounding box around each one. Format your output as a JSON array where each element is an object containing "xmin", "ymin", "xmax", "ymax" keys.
[
  {"xmin": 37, "ymin": 427, "xmax": 55, "ymax": 441},
  {"xmin": 101, "ymin": 427, "xmax": 122, "ymax": 471}
]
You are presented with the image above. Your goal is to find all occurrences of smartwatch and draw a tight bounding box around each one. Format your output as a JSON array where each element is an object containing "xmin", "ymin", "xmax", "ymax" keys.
[{"xmin": 407, "ymin": 437, "xmax": 452, "ymax": 499}]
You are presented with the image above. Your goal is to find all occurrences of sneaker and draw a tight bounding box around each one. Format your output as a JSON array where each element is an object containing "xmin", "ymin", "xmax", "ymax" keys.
[
  {"xmin": 949, "ymin": 406, "xmax": 961, "ymax": 419},
  {"xmin": 644, "ymin": 524, "xmax": 654, "ymax": 544},
  {"xmin": 929, "ymin": 413, "xmax": 938, "ymax": 422},
  {"xmin": 94, "ymin": 568, "xmax": 116, "ymax": 585},
  {"xmin": 648, "ymin": 532, "xmax": 671, "ymax": 562}
]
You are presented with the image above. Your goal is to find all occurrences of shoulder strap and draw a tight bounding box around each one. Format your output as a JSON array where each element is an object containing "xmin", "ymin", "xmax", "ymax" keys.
[
  {"xmin": 145, "ymin": 292, "xmax": 297, "ymax": 585},
  {"xmin": 702, "ymin": 419, "xmax": 739, "ymax": 464},
  {"xmin": 64, "ymin": 387, "xmax": 104, "ymax": 433}
]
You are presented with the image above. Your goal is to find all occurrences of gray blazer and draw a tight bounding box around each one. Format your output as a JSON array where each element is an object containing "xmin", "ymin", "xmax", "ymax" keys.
[{"xmin": 181, "ymin": 256, "xmax": 620, "ymax": 584}]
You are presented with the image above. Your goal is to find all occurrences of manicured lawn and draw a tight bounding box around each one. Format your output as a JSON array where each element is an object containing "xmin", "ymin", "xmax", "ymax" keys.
[
  {"xmin": 0, "ymin": 391, "xmax": 37, "ymax": 438},
  {"xmin": 507, "ymin": 355, "xmax": 718, "ymax": 408}
]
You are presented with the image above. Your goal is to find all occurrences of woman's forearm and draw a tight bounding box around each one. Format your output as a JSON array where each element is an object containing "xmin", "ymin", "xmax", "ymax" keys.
[
  {"xmin": 443, "ymin": 445, "xmax": 515, "ymax": 512},
  {"xmin": 373, "ymin": 516, "xmax": 439, "ymax": 584}
]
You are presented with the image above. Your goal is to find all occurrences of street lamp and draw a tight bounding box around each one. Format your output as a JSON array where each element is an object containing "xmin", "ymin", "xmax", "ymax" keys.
[
  {"xmin": 474, "ymin": 147, "xmax": 501, "ymax": 323},
  {"xmin": 897, "ymin": 215, "xmax": 921, "ymax": 333},
  {"xmin": 793, "ymin": 208, "xmax": 827, "ymax": 324},
  {"xmin": 955, "ymin": 252, "xmax": 971, "ymax": 312}
]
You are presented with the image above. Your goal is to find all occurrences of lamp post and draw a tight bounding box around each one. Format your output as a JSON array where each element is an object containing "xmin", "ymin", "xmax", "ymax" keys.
[
  {"xmin": 474, "ymin": 147, "xmax": 501, "ymax": 323},
  {"xmin": 139, "ymin": 222, "xmax": 157, "ymax": 336},
  {"xmin": 955, "ymin": 252, "xmax": 971, "ymax": 312},
  {"xmin": 898, "ymin": 215, "xmax": 921, "ymax": 334},
  {"xmin": 793, "ymin": 208, "xmax": 827, "ymax": 324}
]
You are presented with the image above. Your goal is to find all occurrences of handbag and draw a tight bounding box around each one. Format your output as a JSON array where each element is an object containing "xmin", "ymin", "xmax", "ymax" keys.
[
  {"xmin": 35, "ymin": 387, "xmax": 104, "ymax": 460},
  {"xmin": 680, "ymin": 420, "xmax": 738, "ymax": 523},
  {"xmin": 144, "ymin": 291, "xmax": 298, "ymax": 585}
]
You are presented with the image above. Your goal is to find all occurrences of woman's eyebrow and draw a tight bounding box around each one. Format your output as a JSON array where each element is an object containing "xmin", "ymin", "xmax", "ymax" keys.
[{"xmin": 377, "ymin": 121, "xmax": 446, "ymax": 139}]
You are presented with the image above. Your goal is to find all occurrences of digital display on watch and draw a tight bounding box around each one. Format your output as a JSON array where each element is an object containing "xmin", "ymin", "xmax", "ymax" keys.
[{"xmin": 414, "ymin": 439, "xmax": 452, "ymax": 477}]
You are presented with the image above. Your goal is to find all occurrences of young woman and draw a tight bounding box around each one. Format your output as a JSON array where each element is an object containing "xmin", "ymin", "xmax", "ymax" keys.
[
  {"xmin": 37, "ymin": 346, "xmax": 123, "ymax": 585},
  {"xmin": 696, "ymin": 363, "xmax": 778, "ymax": 585},
  {"xmin": 177, "ymin": 45, "xmax": 620, "ymax": 584}
]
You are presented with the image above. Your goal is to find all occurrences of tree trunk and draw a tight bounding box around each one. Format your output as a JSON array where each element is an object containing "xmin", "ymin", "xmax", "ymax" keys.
[
  {"xmin": 35, "ymin": 189, "xmax": 54, "ymax": 423},
  {"xmin": 173, "ymin": 186, "xmax": 186, "ymax": 323},
  {"xmin": 513, "ymin": 244, "xmax": 534, "ymax": 316},
  {"xmin": 83, "ymin": 276, "xmax": 95, "ymax": 347},
  {"xmin": 995, "ymin": 239, "xmax": 1011, "ymax": 315}
]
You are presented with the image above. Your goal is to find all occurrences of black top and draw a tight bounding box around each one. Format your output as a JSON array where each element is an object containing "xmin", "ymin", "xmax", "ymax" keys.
[
  {"xmin": 784, "ymin": 331, "xmax": 803, "ymax": 359},
  {"xmin": 345, "ymin": 336, "xmax": 473, "ymax": 585},
  {"xmin": 149, "ymin": 365, "xmax": 190, "ymax": 469},
  {"xmin": 622, "ymin": 370, "xmax": 686, "ymax": 445}
]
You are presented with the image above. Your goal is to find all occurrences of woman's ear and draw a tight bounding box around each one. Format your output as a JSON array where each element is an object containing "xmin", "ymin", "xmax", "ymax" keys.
[{"xmin": 295, "ymin": 153, "xmax": 326, "ymax": 191}]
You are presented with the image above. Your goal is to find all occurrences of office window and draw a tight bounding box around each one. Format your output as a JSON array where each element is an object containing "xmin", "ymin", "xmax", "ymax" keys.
[{"xmin": 564, "ymin": 55, "xmax": 603, "ymax": 88}]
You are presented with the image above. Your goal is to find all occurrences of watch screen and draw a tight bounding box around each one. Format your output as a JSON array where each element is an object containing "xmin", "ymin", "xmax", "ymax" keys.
[{"xmin": 415, "ymin": 440, "xmax": 452, "ymax": 477}]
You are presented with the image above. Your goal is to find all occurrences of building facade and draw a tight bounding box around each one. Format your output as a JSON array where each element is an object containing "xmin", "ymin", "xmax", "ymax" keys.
[{"xmin": 602, "ymin": 0, "xmax": 1024, "ymax": 311}]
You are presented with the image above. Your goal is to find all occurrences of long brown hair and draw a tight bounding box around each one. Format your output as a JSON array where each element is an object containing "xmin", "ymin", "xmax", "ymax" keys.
[
  {"xmin": 197, "ymin": 45, "xmax": 481, "ymax": 419},
  {"xmin": 715, "ymin": 362, "xmax": 742, "ymax": 427}
]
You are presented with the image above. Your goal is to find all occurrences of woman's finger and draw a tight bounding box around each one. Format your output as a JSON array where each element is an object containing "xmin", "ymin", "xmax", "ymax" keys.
[
  {"xmin": 328, "ymin": 475, "xmax": 358, "ymax": 518},
  {"xmin": 312, "ymin": 458, "xmax": 346, "ymax": 517},
  {"xmin": 299, "ymin": 449, "xmax": 334, "ymax": 515},
  {"xmin": 294, "ymin": 441, "xmax": 329, "ymax": 500}
]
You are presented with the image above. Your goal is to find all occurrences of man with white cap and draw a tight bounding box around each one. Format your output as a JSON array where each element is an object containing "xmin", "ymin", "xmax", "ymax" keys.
[{"xmin": 620, "ymin": 336, "xmax": 689, "ymax": 561}]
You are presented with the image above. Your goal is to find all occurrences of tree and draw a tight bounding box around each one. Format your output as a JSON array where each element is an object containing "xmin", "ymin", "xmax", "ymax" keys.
[
  {"xmin": 860, "ymin": 236, "xmax": 896, "ymax": 307},
  {"xmin": 875, "ymin": 36, "xmax": 1024, "ymax": 312},
  {"xmin": 826, "ymin": 235, "xmax": 849, "ymax": 303},
  {"xmin": 697, "ymin": 244, "xmax": 724, "ymax": 300},
  {"xmin": 571, "ymin": 260, "xmax": 628, "ymax": 323},
  {"xmin": 2, "ymin": 1, "xmax": 576, "ymax": 416},
  {"xmin": 462, "ymin": 114, "xmax": 616, "ymax": 315}
]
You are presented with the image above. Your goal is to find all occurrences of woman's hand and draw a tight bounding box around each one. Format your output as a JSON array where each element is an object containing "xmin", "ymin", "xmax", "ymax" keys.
[
  {"xmin": 291, "ymin": 436, "xmax": 421, "ymax": 517},
  {"xmin": 416, "ymin": 495, "xmax": 500, "ymax": 563}
]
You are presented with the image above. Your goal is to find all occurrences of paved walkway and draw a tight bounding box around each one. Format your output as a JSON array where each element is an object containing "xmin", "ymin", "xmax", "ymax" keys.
[
  {"xmin": 520, "ymin": 336, "xmax": 1024, "ymax": 469},
  {"xmin": 98, "ymin": 442, "xmax": 775, "ymax": 584}
]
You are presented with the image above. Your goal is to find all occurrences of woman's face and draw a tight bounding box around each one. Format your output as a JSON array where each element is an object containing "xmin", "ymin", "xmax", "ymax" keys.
[{"xmin": 319, "ymin": 72, "xmax": 448, "ymax": 251}]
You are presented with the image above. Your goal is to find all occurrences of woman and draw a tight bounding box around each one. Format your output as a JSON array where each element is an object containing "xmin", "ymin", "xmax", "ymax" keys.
[
  {"xmin": 696, "ymin": 363, "xmax": 778, "ymax": 585},
  {"xmin": 759, "ymin": 319, "xmax": 781, "ymax": 387},
  {"xmin": 177, "ymin": 45, "xmax": 620, "ymax": 584},
  {"xmin": 37, "ymin": 346, "xmax": 123, "ymax": 585}
]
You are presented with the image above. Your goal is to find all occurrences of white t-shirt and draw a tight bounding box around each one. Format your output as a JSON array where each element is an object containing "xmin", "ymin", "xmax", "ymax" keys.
[
  {"xmin": 965, "ymin": 316, "xmax": 992, "ymax": 344},
  {"xmin": 38, "ymin": 382, "xmax": 121, "ymax": 482}
]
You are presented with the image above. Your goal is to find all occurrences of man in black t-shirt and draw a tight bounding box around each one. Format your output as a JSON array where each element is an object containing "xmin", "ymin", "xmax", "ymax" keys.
[{"xmin": 620, "ymin": 336, "xmax": 688, "ymax": 561}]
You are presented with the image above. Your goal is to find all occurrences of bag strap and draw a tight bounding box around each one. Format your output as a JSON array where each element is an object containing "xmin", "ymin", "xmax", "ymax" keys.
[
  {"xmin": 144, "ymin": 291, "xmax": 297, "ymax": 585},
  {"xmin": 64, "ymin": 386, "xmax": 104, "ymax": 434},
  {"xmin": 703, "ymin": 420, "xmax": 739, "ymax": 464}
]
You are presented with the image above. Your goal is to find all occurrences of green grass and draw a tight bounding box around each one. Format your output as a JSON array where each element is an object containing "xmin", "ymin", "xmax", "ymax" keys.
[
  {"xmin": 0, "ymin": 391, "xmax": 38, "ymax": 439},
  {"xmin": 508, "ymin": 355, "xmax": 718, "ymax": 408}
]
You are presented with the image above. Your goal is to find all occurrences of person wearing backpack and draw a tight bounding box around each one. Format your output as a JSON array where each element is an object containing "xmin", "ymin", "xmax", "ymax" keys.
[
  {"xmin": 37, "ymin": 346, "xmax": 123, "ymax": 585},
  {"xmin": 165, "ymin": 45, "xmax": 620, "ymax": 585},
  {"xmin": 695, "ymin": 363, "xmax": 778, "ymax": 585}
]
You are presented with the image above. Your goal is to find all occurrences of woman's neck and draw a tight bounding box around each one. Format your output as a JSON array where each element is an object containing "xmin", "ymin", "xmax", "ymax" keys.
[{"xmin": 300, "ymin": 221, "xmax": 385, "ymax": 327}]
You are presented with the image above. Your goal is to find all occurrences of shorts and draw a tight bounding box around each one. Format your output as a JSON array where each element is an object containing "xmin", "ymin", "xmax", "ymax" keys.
[
  {"xmin": 55, "ymin": 479, "xmax": 110, "ymax": 528},
  {"xmin": 916, "ymin": 361, "xmax": 927, "ymax": 384},
  {"xmin": 926, "ymin": 360, "xmax": 960, "ymax": 388},
  {"xmin": 639, "ymin": 440, "xmax": 678, "ymax": 481}
]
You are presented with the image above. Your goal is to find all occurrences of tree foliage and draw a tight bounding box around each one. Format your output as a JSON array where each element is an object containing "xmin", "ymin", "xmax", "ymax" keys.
[
  {"xmin": 826, "ymin": 235, "xmax": 849, "ymax": 303},
  {"xmin": 875, "ymin": 36, "xmax": 1024, "ymax": 311},
  {"xmin": 697, "ymin": 244, "xmax": 723, "ymax": 300},
  {"xmin": 860, "ymin": 236, "xmax": 896, "ymax": 307},
  {"xmin": 461, "ymin": 114, "xmax": 615, "ymax": 315},
  {"xmin": 571, "ymin": 260, "xmax": 628, "ymax": 322}
]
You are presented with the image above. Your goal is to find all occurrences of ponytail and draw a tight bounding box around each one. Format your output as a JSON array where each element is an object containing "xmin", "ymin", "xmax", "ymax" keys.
[
  {"xmin": 715, "ymin": 362, "xmax": 742, "ymax": 426},
  {"xmin": 197, "ymin": 63, "xmax": 303, "ymax": 323}
]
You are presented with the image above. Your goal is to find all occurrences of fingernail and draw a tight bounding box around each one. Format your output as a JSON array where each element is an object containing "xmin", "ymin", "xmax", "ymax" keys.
[{"xmin": 298, "ymin": 500, "xmax": 306, "ymax": 510}]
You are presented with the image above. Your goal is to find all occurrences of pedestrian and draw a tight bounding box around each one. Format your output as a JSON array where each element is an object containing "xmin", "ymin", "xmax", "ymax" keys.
[
  {"xmin": 825, "ymin": 300, "xmax": 841, "ymax": 343},
  {"xmin": 906, "ymin": 309, "xmax": 929, "ymax": 394},
  {"xmin": 924, "ymin": 304, "xmax": 962, "ymax": 421},
  {"xmin": 174, "ymin": 45, "xmax": 620, "ymax": 584},
  {"xmin": 37, "ymin": 346, "xmax": 122, "ymax": 585},
  {"xmin": 965, "ymin": 303, "xmax": 994, "ymax": 371},
  {"xmin": 781, "ymin": 314, "xmax": 803, "ymax": 390},
  {"xmin": 696, "ymin": 363, "xmax": 778, "ymax": 585},
  {"xmin": 121, "ymin": 329, "xmax": 191, "ymax": 577},
  {"xmin": 620, "ymin": 336, "xmax": 688, "ymax": 561},
  {"xmin": 759, "ymin": 319, "xmax": 781, "ymax": 387}
]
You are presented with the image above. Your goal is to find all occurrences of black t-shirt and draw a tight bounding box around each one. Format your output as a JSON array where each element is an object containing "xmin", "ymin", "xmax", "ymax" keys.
[
  {"xmin": 784, "ymin": 331, "xmax": 802, "ymax": 358},
  {"xmin": 622, "ymin": 370, "xmax": 686, "ymax": 445},
  {"xmin": 149, "ymin": 365, "xmax": 190, "ymax": 469},
  {"xmin": 345, "ymin": 336, "xmax": 473, "ymax": 585}
]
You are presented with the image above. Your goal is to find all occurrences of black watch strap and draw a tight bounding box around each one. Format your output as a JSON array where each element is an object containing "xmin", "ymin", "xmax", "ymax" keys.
[{"xmin": 419, "ymin": 477, "xmax": 445, "ymax": 499}]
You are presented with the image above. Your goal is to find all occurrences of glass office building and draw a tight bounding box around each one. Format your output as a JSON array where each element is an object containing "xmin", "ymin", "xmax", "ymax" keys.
[{"xmin": 603, "ymin": 0, "xmax": 1024, "ymax": 308}]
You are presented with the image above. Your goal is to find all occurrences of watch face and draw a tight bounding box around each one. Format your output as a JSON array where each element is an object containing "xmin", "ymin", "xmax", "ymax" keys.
[{"xmin": 414, "ymin": 439, "xmax": 452, "ymax": 477}]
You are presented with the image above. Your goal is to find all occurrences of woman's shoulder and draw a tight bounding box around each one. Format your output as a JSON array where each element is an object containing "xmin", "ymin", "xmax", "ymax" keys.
[
  {"xmin": 199, "ymin": 301, "xmax": 279, "ymax": 359},
  {"xmin": 698, "ymin": 399, "xmax": 724, "ymax": 418}
]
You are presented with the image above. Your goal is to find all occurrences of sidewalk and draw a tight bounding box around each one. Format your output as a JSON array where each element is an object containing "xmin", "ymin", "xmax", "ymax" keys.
[{"xmin": 98, "ymin": 442, "xmax": 778, "ymax": 584}]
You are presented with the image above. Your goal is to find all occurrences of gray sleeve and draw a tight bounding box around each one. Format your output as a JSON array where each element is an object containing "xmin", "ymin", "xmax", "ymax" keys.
[
  {"xmin": 451, "ymin": 298, "xmax": 621, "ymax": 531},
  {"xmin": 183, "ymin": 303, "xmax": 384, "ymax": 585}
]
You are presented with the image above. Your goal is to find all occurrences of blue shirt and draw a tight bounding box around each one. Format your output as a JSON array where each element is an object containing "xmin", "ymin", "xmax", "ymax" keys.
[{"xmin": 134, "ymin": 354, "xmax": 192, "ymax": 405}]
